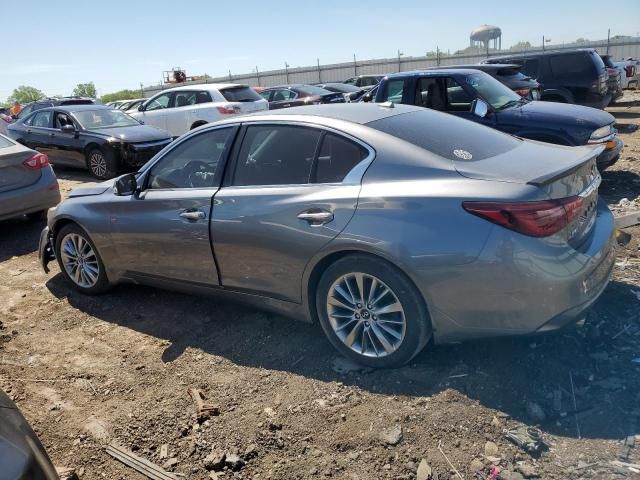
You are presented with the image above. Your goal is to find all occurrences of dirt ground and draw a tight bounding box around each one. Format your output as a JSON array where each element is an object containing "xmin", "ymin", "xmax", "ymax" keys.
[{"xmin": 1, "ymin": 92, "xmax": 640, "ymax": 480}]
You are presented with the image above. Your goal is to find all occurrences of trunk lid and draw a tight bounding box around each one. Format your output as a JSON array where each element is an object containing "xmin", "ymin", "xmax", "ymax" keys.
[
  {"xmin": 454, "ymin": 140, "xmax": 604, "ymax": 245},
  {"xmin": 320, "ymin": 92, "xmax": 347, "ymax": 104},
  {"xmin": 0, "ymin": 138, "xmax": 41, "ymax": 193}
]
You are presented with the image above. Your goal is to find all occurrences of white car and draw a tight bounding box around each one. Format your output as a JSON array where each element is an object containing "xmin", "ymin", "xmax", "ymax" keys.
[
  {"xmin": 130, "ymin": 84, "xmax": 268, "ymax": 138},
  {"xmin": 615, "ymin": 59, "xmax": 639, "ymax": 90}
]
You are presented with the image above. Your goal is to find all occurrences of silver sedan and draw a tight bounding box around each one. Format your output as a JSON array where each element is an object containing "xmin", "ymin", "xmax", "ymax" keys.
[
  {"xmin": 0, "ymin": 133, "xmax": 60, "ymax": 222},
  {"xmin": 39, "ymin": 104, "xmax": 616, "ymax": 368}
]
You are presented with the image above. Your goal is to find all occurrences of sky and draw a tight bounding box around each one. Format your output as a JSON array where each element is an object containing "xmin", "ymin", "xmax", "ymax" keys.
[{"xmin": 2, "ymin": 0, "xmax": 639, "ymax": 100}]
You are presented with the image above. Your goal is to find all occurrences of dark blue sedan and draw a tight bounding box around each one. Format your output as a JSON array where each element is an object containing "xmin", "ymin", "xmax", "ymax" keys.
[{"xmin": 374, "ymin": 69, "xmax": 623, "ymax": 170}]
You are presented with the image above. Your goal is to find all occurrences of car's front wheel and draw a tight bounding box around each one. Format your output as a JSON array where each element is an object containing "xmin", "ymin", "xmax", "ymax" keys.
[
  {"xmin": 86, "ymin": 148, "xmax": 118, "ymax": 179},
  {"xmin": 316, "ymin": 255, "xmax": 431, "ymax": 368},
  {"xmin": 55, "ymin": 224, "xmax": 110, "ymax": 294}
]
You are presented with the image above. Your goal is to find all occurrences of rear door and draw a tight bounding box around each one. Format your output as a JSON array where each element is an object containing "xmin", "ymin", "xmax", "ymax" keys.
[
  {"xmin": 109, "ymin": 125, "xmax": 238, "ymax": 284},
  {"xmin": 0, "ymin": 135, "xmax": 41, "ymax": 194},
  {"xmin": 168, "ymin": 90, "xmax": 197, "ymax": 135},
  {"xmin": 27, "ymin": 110, "xmax": 55, "ymax": 158},
  {"xmin": 211, "ymin": 123, "xmax": 371, "ymax": 302}
]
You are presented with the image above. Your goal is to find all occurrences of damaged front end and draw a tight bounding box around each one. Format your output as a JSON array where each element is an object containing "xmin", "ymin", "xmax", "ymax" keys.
[{"xmin": 38, "ymin": 226, "xmax": 55, "ymax": 274}]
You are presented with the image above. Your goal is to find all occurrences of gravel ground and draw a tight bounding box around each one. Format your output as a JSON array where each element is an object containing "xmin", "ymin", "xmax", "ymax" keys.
[{"xmin": 1, "ymin": 92, "xmax": 639, "ymax": 480}]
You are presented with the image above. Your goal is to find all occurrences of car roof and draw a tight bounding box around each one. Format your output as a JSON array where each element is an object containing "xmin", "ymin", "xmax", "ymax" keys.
[
  {"xmin": 220, "ymin": 103, "xmax": 427, "ymax": 126},
  {"xmin": 384, "ymin": 69, "xmax": 489, "ymax": 79},
  {"xmin": 486, "ymin": 48, "xmax": 596, "ymax": 61},
  {"xmin": 263, "ymin": 84, "xmax": 315, "ymax": 90},
  {"xmin": 37, "ymin": 104, "xmax": 113, "ymax": 113},
  {"xmin": 160, "ymin": 83, "xmax": 248, "ymax": 93},
  {"xmin": 430, "ymin": 64, "xmax": 521, "ymax": 72}
]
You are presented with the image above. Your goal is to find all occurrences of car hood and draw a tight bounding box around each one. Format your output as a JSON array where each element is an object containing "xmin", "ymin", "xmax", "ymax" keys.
[
  {"xmin": 503, "ymin": 100, "xmax": 615, "ymax": 129},
  {"xmin": 88, "ymin": 124, "xmax": 171, "ymax": 143},
  {"xmin": 68, "ymin": 179, "xmax": 113, "ymax": 198}
]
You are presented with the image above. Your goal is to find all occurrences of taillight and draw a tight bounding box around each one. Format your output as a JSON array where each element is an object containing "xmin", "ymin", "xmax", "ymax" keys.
[
  {"xmin": 23, "ymin": 153, "xmax": 49, "ymax": 170},
  {"xmin": 515, "ymin": 88, "xmax": 530, "ymax": 97},
  {"xmin": 463, "ymin": 196, "xmax": 584, "ymax": 237},
  {"xmin": 625, "ymin": 65, "xmax": 634, "ymax": 78},
  {"xmin": 217, "ymin": 105, "xmax": 238, "ymax": 114}
]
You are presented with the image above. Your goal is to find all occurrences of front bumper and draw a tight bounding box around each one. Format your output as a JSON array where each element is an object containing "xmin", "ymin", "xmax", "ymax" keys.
[
  {"xmin": 595, "ymin": 136, "xmax": 623, "ymax": 170},
  {"xmin": 118, "ymin": 139, "xmax": 172, "ymax": 168},
  {"xmin": 38, "ymin": 226, "xmax": 55, "ymax": 274}
]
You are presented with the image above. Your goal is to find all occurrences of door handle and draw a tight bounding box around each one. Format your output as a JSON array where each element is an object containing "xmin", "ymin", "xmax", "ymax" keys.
[
  {"xmin": 179, "ymin": 209, "xmax": 206, "ymax": 221},
  {"xmin": 49, "ymin": 133, "xmax": 56, "ymax": 137},
  {"xmin": 297, "ymin": 209, "xmax": 334, "ymax": 226},
  {"xmin": 26, "ymin": 129, "xmax": 32, "ymax": 134},
  {"xmin": 282, "ymin": 104, "xmax": 291, "ymax": 108}
]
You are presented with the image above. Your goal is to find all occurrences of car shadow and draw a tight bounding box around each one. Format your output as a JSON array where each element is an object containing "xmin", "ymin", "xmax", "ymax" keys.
[
  {"xmin": 45, "ymin": 273, "xmax": 639, "ymax": 442},
  {"xmin": 51, "ymin": 165, "xmax": 96, "ymax": 183},
  {"xmin": 0, "ymin": 216, "xmax": 46, "ymax": 262},
  {"xmin": 600, "ymin": 169, "xmax": 640, "ymax": 204}
]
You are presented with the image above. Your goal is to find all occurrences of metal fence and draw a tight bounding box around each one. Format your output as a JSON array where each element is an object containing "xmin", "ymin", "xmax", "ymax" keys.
[{"xmin": 142, "ymin": 37, "xmax": 640, "ymax": 97}]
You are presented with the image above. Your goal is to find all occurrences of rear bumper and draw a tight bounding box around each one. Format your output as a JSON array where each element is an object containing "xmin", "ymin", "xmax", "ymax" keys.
[
  {"xmin": 596, "ymin": 136, "xmax": 623, "ymax": 170},
  {"xmin": 427, "ymin": 199, "xmax": 616, "ymax": 343},
  {"xmin": 0, "ymin": 168, "xmax": 60, "ymax": 222}
]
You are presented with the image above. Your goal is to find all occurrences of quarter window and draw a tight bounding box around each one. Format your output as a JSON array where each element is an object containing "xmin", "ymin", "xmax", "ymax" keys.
[
  {"xmin": 174, "ymin": 91, "xmax": 197, "ymax": 108},
  {"xmin": 233, "ymin": 125, "xmax": 321, "ymax": 186},
  {"xmin": 549, "ymin": 53, "xmax": 593, "ymax": 76},
  {"xmin": 145, "ymin": 93, "xmax": 171, "ymax": 111},
  {"xmin": 196, "ymin": 91, "xmax": 212, "ymax": 104},
  {"xmin": 148, "ymin": 128, "xmax": 233, "ymax": 189},
  {"xmin": 314, "ymin": 133, "xmax": 368, "ymax": 183},
  {"xmin": 32, "ymin": 111, "xmax": 52, "ymax": 128}
]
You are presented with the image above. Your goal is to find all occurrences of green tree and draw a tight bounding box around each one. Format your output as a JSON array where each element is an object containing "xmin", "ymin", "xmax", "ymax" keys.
[
  {"xmin": 9, "ymin": 85, "xmax": 45, "ymax": 104},
  {"xmin": 574, "ymin": 37, "xmax": 589, "ymax": 44},
  {"xmin": 100, "ymin": 88, "xmax": 143, "ymax": 104},
  {"xmin": 510, "ymin": 41, "xmax": 532, "ymax": 51},
  {"xmin": 73, "ymin": 82, "xmax": 97, "ymax": 98}
]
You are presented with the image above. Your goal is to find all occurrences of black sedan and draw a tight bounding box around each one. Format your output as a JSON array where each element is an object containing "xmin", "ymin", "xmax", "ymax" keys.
[
  {"xmin": 315, "ymin": 83, "xmax": 367, "ymax": 102},
  {"xmin": 259, "ymin": 84, "xmax": 345, "ymax": 110},
  {"xmin": 7, "ymin": 105, "xmax": 172, "ymax": 179}
]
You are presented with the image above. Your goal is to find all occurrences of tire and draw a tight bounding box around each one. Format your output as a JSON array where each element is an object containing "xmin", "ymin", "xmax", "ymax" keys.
[
  {"xmin": 54, "ymin": 223, "xmax": 110, "ymax": 294},
  {"xmin": 316, "ymin": 255, "xmax": 431, "ymax": 368},
  {"xmin": 86, "ymin": 147, "xmax": 118, "ymax": 179},
  {"xmin": 191, "ymin": 121, "xmax": 207, "ymax": 130}
]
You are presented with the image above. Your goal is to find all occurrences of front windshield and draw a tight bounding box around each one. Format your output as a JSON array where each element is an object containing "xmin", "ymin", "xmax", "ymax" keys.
[
  {"xmin": 72, "ymin": 109, "xmax": 140, "ymax": 129},
  {"xmin": 466, "ymin": 72, "xmax": 522, "ymax": 110}
]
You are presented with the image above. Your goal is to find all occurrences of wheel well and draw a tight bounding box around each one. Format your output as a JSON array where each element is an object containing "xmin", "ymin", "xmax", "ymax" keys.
[
  {"xmin": 51, "ymin": 218, "xmax": 79, "ymax": 240},
  {"xmin": 191, "ymin": 121, "xmax": 207, "ymax": 130},
  {"xmin": 84, "ymin": 143, "xmax": 103, "ymax": 157},
  {"xmin": 306, "ymin": 250, "xmax": 428, "ymax": 324}
]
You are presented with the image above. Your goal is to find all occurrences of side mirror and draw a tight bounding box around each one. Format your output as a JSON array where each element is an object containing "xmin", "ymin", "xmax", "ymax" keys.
[
  {"xmin": 61, "ymin": 124, "xmax": 76, "ymax": 134},
  {"xmin": 114, "ymin": 173, "xmax": 138, "ymax": 196},
  {"xmin": 137, "ymin": 104, "xmax": 145, "ymax": 112},
  {"xmin": 471, "ymin": 98, "xmax": 489, "ymax": 118},
  {"xmin": 362, "ymin": 92, "xmax": 372, "ymax": 103}
]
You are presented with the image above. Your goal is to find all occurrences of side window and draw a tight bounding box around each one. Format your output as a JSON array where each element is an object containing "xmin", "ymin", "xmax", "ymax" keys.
[
  {"xmin": 17, "ymin": 104, "xmax": 33, "ymax": 119},
  {"xmin": 148, "ymin": 128, "xmax": 233, "ymax": 189},
  {"xmin": 271, "ymin": 89, "xmax": 296, "ymax": 101},
  {"xmin": 344, "ymin": 78, "xmax": 356, "ymax": 85},
  {"xmin": 446, "ymin": 78, "xmax": 472, "ymax": 111},
  {"xmin": 174, "ymin": 91, "xmax": 197, "ymax": 108},
  {"xmin": 549, "ymin": 53, "xmax": 591, "ymax": 77},
  {"xmin": 314, "ymin": 133, "xmax": 369, "ymax": 184},
  {"xmin": 415, "ymin": 78, "xmax": 444, "ymax": 109},
  {"xmin": 260, "ymin": 90, "xmax": 272, "ymax": 101},
  {"xmin": 196, "ymin": 91, "xmax": 212, "ymax": 104},
  {"xmin": 233, "ymin": 125, "xmax": 321, "ymax": 186},
  {"xmin": 22, "ymin": 113, "xmax": 35, "ymax": 126},
  {"xmin": 55, "ymin": 112, "xmax": 74, "ymax": 128},
  {"xmin": 361, "ymin": 77, "xmax": 377, "ymax": 87},
  {"xmin": 145, "ymin": 93, "xmax": 172, "ymax": 111},
  {"xmin": 32, "ymin": 111, "xmax": 52, "ymax": 128},
  {"xmin": 381, "ymin": 79, "xmax": 405, "ymax": 103},
  {"xmin": 522, "ymin": 59, "xmax": 540, "ymax": 78}
]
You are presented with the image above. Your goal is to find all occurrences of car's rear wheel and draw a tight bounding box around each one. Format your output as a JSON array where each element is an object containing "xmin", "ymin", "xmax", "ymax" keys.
[
  {"xmin": 87, "ymin": 148, "xmax": 117, "ymax": 179},
  {"xmin": 316, "ymin": 255, "xmax": 431, "ymax": 368},
  {"xmin": 55, "ymin": 224, "xmax": 110, "ymax": 294}
]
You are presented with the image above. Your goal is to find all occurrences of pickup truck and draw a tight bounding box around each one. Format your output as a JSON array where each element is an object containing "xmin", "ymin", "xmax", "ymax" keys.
[{"xmin": 374, "ymin": 69, "xmax": 623, "ymax": 170}]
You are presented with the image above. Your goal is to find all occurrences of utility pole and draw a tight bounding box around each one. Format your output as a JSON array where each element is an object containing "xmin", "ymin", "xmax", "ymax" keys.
[
  {"xmin": 353, "ymin": 54, "xmax": 357, "ymax": 76},
  {"xmin": 436, "ymin": 46, "xmax": 440, "ymax": 66},
  {"xmin": 607, "ymin": 28, "xmax": 611, "ymax": 54},
  {"xmin": 228, "ymin": 69, "xmax": 232, "ymax": 82},
  {"xmin": 397, "ymin": 49, "xmax": 402, "ymax": 72},
  {"xmin": 140, "ymin": 82, "xmax": 144, "ymax": 98},
  {"xmin": 317, "ymin": 58, "xmax": 321, "ymax": 83},
  {"xmin": 255, "ymin": 66, "xmax": 261, "ymax": 87},
  {"xmin": 285, "ymin": 62, "xmax": 289, "ymax": 83},
  {"xmin": 542, "ymin": 35, "xmax": 545, "ymax": 51}
]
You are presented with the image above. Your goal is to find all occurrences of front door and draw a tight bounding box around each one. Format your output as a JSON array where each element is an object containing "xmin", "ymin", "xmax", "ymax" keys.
[
  {"xmin": 137, "ymin": 92, "xmax": 172, "ymax": 134},
  {"xmin": 108, "ymin": 126, "xmax": 237, "ymax": 284},
  {"xmin": 167, "ymin": 90, "xmax": 197, "ymax": 136},
  {"xmin": 211, "ymin": 124, "xmax": 370, "ymax": 302},
  {"xmin": 47, "ymin": 111, "xmax": 86, "ymax": 167}
]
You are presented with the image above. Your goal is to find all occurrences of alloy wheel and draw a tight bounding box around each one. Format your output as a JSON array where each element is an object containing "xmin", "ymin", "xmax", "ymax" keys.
[
  {"xmin": 89, "ymin": 151, "xmax": 107, "ymax": 178},
  {"xmin": 60, "ymin": 233, "xmax": 100, "ymax": 288},
  {"xmin": 326, "ymin": 272, "xmax": 406, "ymax": 358}
]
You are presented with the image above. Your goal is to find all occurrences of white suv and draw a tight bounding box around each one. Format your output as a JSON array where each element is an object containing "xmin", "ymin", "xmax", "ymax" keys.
[{"xmin": 131, "ymin": 84, "xmax": 268, "ymax": 138}]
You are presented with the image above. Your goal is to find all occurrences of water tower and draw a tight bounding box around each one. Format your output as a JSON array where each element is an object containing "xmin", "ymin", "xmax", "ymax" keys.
[{"xmin": 470, "ymin": 25, "xmax": 502, "ymax": 50}]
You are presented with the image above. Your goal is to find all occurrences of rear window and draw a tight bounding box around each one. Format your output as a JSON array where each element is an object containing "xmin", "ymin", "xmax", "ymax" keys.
[
  {"xmin": 367, "ymin": 110, "xmax": 521, "ymax": 161},
  {"xmin": 0, "ymin": 135, "xmax": 14, "ymax": 148},
  {"xmin": 220, "ymin": 87, "xmax": 262, "ymax": 102},
  {"xmin": 60, "ymin": 99, "xmax": 94, "ymax": 105},
  {"xmin": 297, "ymin": 85, "xmax": 332, "ymax": 96}
]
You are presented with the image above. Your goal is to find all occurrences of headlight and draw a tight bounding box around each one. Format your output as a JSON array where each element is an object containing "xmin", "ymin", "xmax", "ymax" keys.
[{"xmin": 589, "ymin": 125, "xmax": 613, "ymax": 141}]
